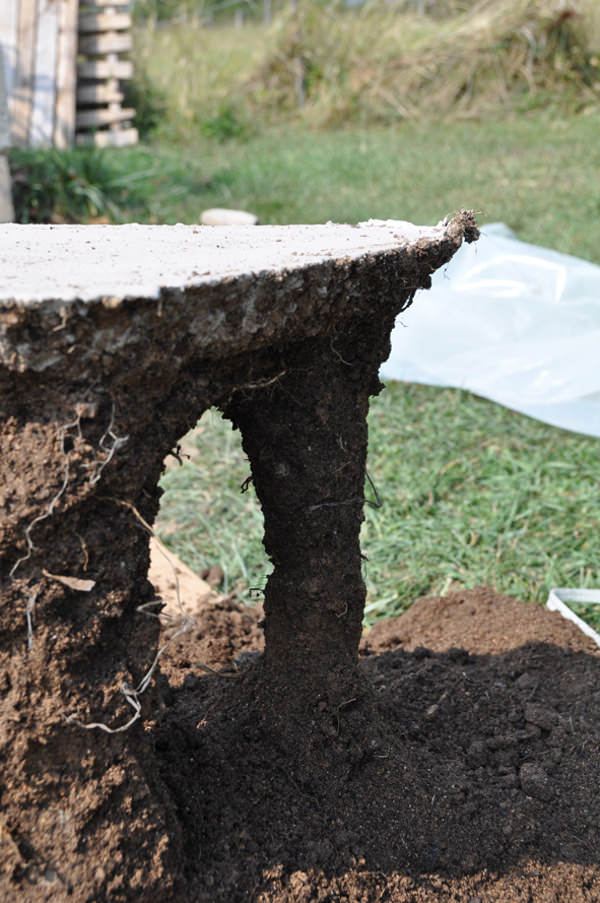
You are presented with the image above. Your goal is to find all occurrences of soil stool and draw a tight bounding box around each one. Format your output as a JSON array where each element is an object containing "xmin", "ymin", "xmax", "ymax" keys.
[{"xmin": 0, "ymin": 214, "xmax": 477, "ymax": 899}]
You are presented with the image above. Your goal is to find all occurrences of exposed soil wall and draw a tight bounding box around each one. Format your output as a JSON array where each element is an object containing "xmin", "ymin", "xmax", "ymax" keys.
[{"xmin": 11, "ymin": 214, "xmax": 580, "ymax": 903}]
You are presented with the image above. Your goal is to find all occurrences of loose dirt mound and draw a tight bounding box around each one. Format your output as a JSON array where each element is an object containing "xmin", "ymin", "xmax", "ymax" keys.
[{"xmin": 152, "ymin": 586, "xmax": 600, "ymax": 902}]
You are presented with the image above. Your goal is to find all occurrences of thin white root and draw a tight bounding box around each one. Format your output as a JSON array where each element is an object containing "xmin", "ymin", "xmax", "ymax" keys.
[
  {"xmin": 12, "ymin": 401, "xmax": 127, "ymax": 651},
  {"xmin": 64, "ymin": 497, "xmax": 236, "ymax": 735},
  {"xmin": 88, "ymin": 401, "xmax": 129, "ymax": 486},
  {"xmin": 8, "ymin": 416, "xmax": 77, "ymax": 579},
  {"xmin": 25, "ymin": 590, "xmax": 38, "ymax": 652}
]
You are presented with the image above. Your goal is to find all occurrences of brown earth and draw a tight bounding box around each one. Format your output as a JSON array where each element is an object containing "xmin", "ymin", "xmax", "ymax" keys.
[
  {"xmin": 3, "ymin": 532, "xmax": 600, "ymax": 900},
  {"xmin": 148, "ymin": 579, "xmax": 600, "ymax": 903},
  {"xmin": 2, "ymin": 213, "xmax": 598, "ymax": 901}
]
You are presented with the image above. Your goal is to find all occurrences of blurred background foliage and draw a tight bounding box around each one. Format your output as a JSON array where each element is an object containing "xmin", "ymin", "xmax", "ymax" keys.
[
  {"xmin": 10, "ymin": 0, "xmax": 600, "ymax": 223},
  {"xmin": 131, "ymin": 0, "xmax": 600, "ymax": 132}
]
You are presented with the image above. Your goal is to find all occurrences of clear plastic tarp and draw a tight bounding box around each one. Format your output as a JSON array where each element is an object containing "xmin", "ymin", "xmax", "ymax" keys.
[{"xmin": 381, "ymin": 223, "xmax": 600, "ymax": 438}]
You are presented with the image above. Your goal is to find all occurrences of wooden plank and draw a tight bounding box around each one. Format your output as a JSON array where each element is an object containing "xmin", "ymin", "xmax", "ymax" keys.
[
  {"xmin": 77, "ymin": 83, "xmax": 124, "ymax": 104},
  {"xmin": 0, "ymin": 0, "xmax": 19, "ymax": 105},
  {"xmin": 30, "ymin": 0, "xmax": 59, "ymax": 147},
  {"xmin": 76, "ymin": 106, "xmax": 134, "ymax": 128},
  {"xmin": 0, "ymin": 154, "xmax": 14, "ymax": 222},
  {"xmin": 54, "ymin": 0, "xmax": 79, "ymax": 148},
  {"xmin": 76, "ymin": 126, "xmax": 137, "ymax": 147},
  {"xmin": 78, "ymin": 32, "xmax": 132, "ymax": 55},
  {"xmin": 10, "ymin": 0, "xmax": 38, "ymax": 147},
  {"xmin": 77, "ymin": 59, "xmax": 133, "ymax": 79},
  {"xmin": 79, "ymin": 0, "xmax": 132, "ymax": 6},
  {"xmin": 0, "ymin": 46, "xmax": 11, "ymax": 149},
  {"xmin": 78, "ymin": 12, "xmax": 131, "ymax": 33}
]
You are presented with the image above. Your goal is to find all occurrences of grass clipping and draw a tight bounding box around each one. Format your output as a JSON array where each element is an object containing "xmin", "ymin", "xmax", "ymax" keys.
[{"xmin": 245, "ymin": 0, "xmax": 600, "ymax": 124}]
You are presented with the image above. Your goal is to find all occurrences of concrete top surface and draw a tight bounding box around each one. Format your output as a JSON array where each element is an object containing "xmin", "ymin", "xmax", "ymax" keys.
[
  {"xmin": 0, "ymin": 219, "xmax": 447, "ymax": 305},
  {"xmin": 0, "ymin": 213, "xmax": 478, "ymax": 376}
]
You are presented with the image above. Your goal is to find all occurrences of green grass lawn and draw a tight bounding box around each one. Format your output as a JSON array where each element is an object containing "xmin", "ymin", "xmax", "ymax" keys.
[
  {"xmin": 143, "ymin": 112, "xmax": 600, "ymax": 625},
  {"xmin": 158, "ymin": 382, "xmax": 600, "ymax": 623},
  {"xmin": 565, "ymin": 601, "xmax": 600, "ymax": 632},
  {"xmin": 114, "ymin": 112, "xmax": 600, "ymax": 262}
]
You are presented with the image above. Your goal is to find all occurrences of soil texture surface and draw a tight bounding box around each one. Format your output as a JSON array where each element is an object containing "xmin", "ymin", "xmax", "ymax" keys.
[{"xmin": 153, "ymin": 585, "xmax": 600, "ymax": 902}]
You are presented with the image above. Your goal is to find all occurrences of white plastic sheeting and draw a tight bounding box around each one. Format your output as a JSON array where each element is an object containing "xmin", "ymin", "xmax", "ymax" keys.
[
  {"xmin": 381, "ymin": 223, "xmax": 600, "ymax": 439},
  {"xmin": 547, "ymin": 588, "xmax": 600, "ymax": 649}
]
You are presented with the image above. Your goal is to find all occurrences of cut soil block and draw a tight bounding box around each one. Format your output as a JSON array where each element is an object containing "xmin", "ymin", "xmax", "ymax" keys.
[{"xmin": 5, "ymin": 213, "xmax": 597, "ymax": 903}]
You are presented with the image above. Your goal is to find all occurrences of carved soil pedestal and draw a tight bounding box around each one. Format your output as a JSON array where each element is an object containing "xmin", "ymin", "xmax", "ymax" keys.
[{"xmin": 0, "ymin": 215, "xmax": 477, "ymax": 901}]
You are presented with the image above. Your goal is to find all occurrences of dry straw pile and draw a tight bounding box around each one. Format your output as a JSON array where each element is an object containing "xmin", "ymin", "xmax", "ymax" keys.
[{"xmin": 245, "ymin": 0, "xmax": 600, "ymax": 124}]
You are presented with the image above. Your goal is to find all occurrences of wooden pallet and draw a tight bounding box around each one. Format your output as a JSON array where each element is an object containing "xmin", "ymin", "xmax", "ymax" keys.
[
  {"xmin": 76, "ymin": 0, "xmax": 137, "ymax": 147},
  {"xmin": 0, "ymin": 0, "xmax": 79, "ymax": 148},
  {"xmin": 0, "ymin": 45, "xmax": 14, "ymax": 222},
  {"xmin": 0, "ymin": 0, "xmax": 137, "ymax": 149}
]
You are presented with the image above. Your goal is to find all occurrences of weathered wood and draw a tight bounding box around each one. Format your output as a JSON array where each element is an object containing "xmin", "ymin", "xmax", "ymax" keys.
[
  {"xmin": 54, "ymin": 0, "xmax": 79, "ymax": 149},
  {"xmin": 76, "ymin": 125, "xmax": 138, "ymax": 147},
  {"xmin": 10, "ymin": 0, "xmax": 37, "ymax": 147},
  {"xmin": 1, "ymin": 0, "xmax": 135, "ymax": 150},
  {"xmin": 76, "ymin": 106, "xmax": 134, "ymax": 128},
  {"xmin": 0, "ymin": 18, "xmax": 12, "ymax": 203},
  {"xmin": 79, "ymin": 0, "xmax": 131, "ymax": 6},
  {"xmin": 0, "ymin": 45, "xmax": 11, "ymax": 150},
  {"xmin": 30, "ymin": 0, "xmax": 59, "ymax": 147},
  {"xmin": 77, "ymin": 83, "xmax": 124, "ymax": 104},
  {"xmin": 77, "ymin": 59, "xmax": 133, "ymax": 79},
  {"xmin": 0, "ymin": 154, "xmax": 14, "ymax": 222},
  {"xmin": 0, "ymin": 0, "xmax": 19, "ymax": 104},
  {"xmin": 78, "ymin": 12, "xmax": 132, "ymax": 33},
  {"xmin": 76, "ymin": 0, "xmax": 137, "ymax": 148},
  {"xmin": 78, "ymin": 32, "xmax": 132, "ymax": 55}
]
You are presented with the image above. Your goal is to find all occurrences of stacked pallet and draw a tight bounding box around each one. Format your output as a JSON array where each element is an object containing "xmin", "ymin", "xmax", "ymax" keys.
[
  {"xmin": 0, "ymin": 0, "xmax": 137, "ymax": 149},
  {"xmin": 77, "ymin": 0, "xmax": 137, "ymax": 147},
  {"xmin": 1, "ymin": 45, "xmax": 14, "ymax": 222},
  {"xmin": 0, "ymin": 0, "xmax": 79, "ymax": 148}
]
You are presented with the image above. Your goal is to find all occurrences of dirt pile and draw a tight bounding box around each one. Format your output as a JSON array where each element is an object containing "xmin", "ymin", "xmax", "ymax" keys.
[{"xmin": 153, "ymin": 586, "xmax": 600, "ymax": 902}]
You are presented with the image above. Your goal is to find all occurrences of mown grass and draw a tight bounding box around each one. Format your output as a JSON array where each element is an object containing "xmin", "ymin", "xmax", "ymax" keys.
[
  {"xmin": 361, "ymin": 382, "xmax": 600, "ymax": 619},
  {"xmin": 157, "ymin": 383, "xmax": 600, "ymax": 622},
  {"xmin": 158, "ymin": 412, "xmax": 269, "ymax": 599},
  {"xmin": 11, "ymin": 115, "xmax": 600, "ymax": 262},
  {"xmin": 565, "ymin": 601, "xmax": 600, "ymax": 632},
  {"xmin": 83, "ymin": 112, "xmax": 600, "ymax": 263}
]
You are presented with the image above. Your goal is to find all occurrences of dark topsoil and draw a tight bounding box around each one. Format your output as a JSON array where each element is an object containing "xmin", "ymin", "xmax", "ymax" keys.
[
  {"xmin": 153, "ymin": 586, "xmax": 600, "ymax": 902},
  {"xmin": 1, "ymin": 212, "xmax": 491, "ymax": 903}
]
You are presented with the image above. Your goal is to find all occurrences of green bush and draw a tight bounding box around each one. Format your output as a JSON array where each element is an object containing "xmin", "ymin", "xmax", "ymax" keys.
[
  {"xmin": 133, "ymin": 0, "xmax": 600, "ymax": 133},
  {"xmin": 124, "ymin": 69, "xmax": 169, "ymax": 138},
  {"xmin": 200, "ymin": 103, "xmax": 249, "ymax": 141},
  {"xmin": 247, "ymin": 0, "xmax": 600, "ymax": 124},
  {"xmin": 7, "ymin": 147, "xmax": 150, "ymax": 223}
]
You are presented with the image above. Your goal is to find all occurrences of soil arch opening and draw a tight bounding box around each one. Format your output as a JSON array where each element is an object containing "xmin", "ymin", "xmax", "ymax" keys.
[{"xmin": 157, "ymin": 407, "xmax": 271, "ymax": 605}]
